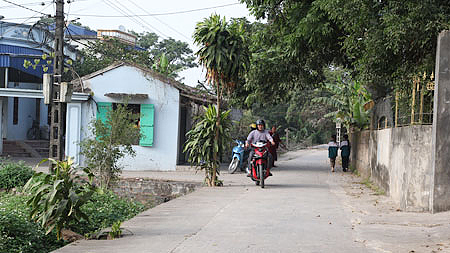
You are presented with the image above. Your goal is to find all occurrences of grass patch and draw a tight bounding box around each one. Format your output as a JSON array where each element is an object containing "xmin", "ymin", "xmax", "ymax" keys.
[
  {"xmin": 361, "ymin": 177, "xmax": 385, "ymax": 195},
  {"xmin": 348, "ymin": 165, "xmax": 360, "ymax": 176},
  {"xmin": 0, "ymin": 190, "xmax": 146, "ymax": 253},
  {"xmin": 0, "ymin": 193, "xmax": 66, "ymax": 253},
  {"xmin": 0, "ymin": 160, "xmax": 34, "ymax": 191}
]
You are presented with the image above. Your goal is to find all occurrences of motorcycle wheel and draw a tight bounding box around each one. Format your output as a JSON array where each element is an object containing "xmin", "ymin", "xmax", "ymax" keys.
[
  {"xmin": 228, "ymin": 158, "xmax": 239, "ymax": 174},
  {"xmin": 259, "ymin": 164, "xmax": 265, "ymax": 188}
]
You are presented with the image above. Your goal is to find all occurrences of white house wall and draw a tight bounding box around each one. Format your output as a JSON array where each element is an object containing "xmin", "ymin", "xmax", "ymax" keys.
[
  {"xmin": 3, "ymin": 81, "xmax": 48, "ymax": 140},
  {"xmin": 79, "ymin": 66, "xmax": 180, "ymax": 171},
  {"xmin": 0, "ymin": 100, "xmax": 3, "ymax": 153},
  {"xmin": 65, "ymin": 103, "xmax": 82, "ymax": 164},
  {"xmin": 7, "ymin": 97, "xmax": 35, "ymax": 140}
]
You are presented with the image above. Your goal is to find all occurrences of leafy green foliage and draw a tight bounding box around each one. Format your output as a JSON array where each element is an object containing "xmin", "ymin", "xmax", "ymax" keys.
[
  {"xmin": 23, "ymin": 158, "xmax": 95, "ymax": 240},
  {"xmin": 74, "ymin": 32, "xmax": 197, "ymax": 81},
  {"xmin": 184, "ymin": 105, "xmax": 232, "ymax": 186},
  {"xmin": 241, "ymin": 0, "xmax": 450, "ymax": 99},
  {"xmin": 0, "ymin": 160, "xmax": 34, "ymax": 190},
  {"xmin": 0, "ymin": 190, "xmax": 144, "ymax": 252},
  {"xmin": 193, "ymin": 14, "xmax": 250, "ymax": 91},
  {"xmin": 0, "ymin": 193, "xmax": 66, "ymax": 253},
  {"xmin": 193, "ymin": 14, "xmax": 250, "ymax": 185},
  {"xmin": 72, "ymin": 190, "xmax": 145, "ymax": 236},
  {"xmin": 80, "ymin": 103, "xmax": 141, "ymax": 189},
  {"xmin": 108, "ymin": 220, "xmax": 122, "ymax": 239},
  {"xmin": 312, "ymin": 69, "xmax": 371, "ymax": 130}
]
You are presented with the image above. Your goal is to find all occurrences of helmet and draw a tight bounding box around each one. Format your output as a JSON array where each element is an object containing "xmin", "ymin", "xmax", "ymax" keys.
[
  {"xmin": 250, "ymin": 123, "xmax": 257, "ymax": 130},
  {"xmin": 256, "ymin": 119, "xmax": 265, "ymax": 127}
]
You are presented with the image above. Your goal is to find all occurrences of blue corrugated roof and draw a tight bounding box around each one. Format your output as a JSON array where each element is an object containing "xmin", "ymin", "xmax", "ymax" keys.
[
  {"xmin": 66, "ymin": 24, "xmax": 97, "ymax": 36},
  {"xmin": 0, "ymin": 55, "xmax": 52, "ymax": 78},
  {"xmin": 0, "ymin": 44, "xmax": 49, "ymax": 77},
  {"xmin": 0, "ymin": 44, "xmax": 43, "ymax": 56},
  {"xmin": 48, "ymin": 23, "xmax": 97, "ymax": 37}
]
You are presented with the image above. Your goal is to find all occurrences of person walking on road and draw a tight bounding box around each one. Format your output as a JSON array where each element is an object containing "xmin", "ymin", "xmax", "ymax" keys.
[
  {"xmin": 328, "ymin": 134, "xmax": 338, "ymax": 172},
  {"xmin": 340, "ymin": 134, "xmax": 351, "ymax": 172}
]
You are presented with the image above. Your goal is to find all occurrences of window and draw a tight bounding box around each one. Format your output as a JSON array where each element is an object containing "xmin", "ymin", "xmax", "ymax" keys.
[
  {"xmin": 13, "ymin": 97, "xmax": 18, "ymax": 125},
  {"xmin": 96, "ymin": 102, "xmax": 154, "ymax": 146}
]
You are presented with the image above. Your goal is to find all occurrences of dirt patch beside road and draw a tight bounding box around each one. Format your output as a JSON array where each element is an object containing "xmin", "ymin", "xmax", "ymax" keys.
[{"xmin": 334, "ymin": 173, "xmax": 450, "ymax": 253}]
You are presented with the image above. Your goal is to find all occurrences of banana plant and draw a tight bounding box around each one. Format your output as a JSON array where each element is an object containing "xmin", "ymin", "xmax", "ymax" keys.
[
  {"xmin": 23, "ymin": 158, "xmax": 95, "ymax": 240},
  {"xmin": 313, "ymin": 76, "xmax": 371, "ymax": 131}
]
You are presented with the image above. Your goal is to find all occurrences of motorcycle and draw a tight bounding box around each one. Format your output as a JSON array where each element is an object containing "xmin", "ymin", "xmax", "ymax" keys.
[
  {"xmin": 249, "ymin": 141, "xmax": 270, "ymax": 188},
  {"xmin": 228, "ymin": 140, "xmax": 249, "ymax": 174}
]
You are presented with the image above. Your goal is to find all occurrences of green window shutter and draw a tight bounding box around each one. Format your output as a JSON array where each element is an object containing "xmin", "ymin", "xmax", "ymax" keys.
[
  {"xmin": 96, "ymin": 102, "xmax": 112, "ymax": 123},
  {"xmin": 139, "ymin": 104, "xmax": 154, "ymax": 146},
  {"xmin": 96, "ymin": 102, "xmax": 112, "ymax": 140}
]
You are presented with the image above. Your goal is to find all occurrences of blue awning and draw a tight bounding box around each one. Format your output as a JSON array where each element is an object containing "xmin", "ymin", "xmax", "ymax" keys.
[
  {"xmin": 0, "ymin": 55, "xmax": 52, "ymax": 78},
  {"xmin": 0, "ymin": 44, "xmax": 53, "ymax": 78}
]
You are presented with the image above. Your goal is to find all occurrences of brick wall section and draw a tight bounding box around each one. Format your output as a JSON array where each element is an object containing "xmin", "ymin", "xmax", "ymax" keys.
[{"xmin": 112, "ymin": 178, "xmax": 201, "ymax": 207}]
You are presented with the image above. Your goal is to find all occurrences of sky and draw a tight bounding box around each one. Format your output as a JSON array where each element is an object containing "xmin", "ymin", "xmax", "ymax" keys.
[{"xmin": 1, "ymin": 0, "xmax": 255, "ymax": 86}]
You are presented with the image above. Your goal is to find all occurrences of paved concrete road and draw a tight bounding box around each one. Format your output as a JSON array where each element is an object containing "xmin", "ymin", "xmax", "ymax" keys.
[{"xmin": 54, "ymin": 148, "xmax": 450, "ymax": 253}]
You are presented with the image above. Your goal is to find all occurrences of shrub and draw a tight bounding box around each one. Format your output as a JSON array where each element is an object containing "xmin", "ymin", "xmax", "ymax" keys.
[
  {"xmin": 184, "ymin": 105, "xmax": 231, "ymax": 186},
  {"xmin": 0, "ymin": 190, "xmax": 145, "ymax": 252},
  {"xmin": 23, "ymin": 158, "xmax": 95, "ymax": 240},
  {"xmin": 80, "ymin": 103, "xmax": 141, "ymax": 189},
  {"xmin": 0, "ymin": 161, "xmax": 34, "ymax": 190},
  {"xmin": 0, "ymin": 193, "xmax": 66, "ymax": 253},
  {"xmin": 72, "ymin": 190, "xmax": 145, "ymax": 236}
]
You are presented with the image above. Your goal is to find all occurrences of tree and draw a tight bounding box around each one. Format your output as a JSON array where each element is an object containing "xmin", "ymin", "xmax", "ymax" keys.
[
  {"xmin": 312, "ymin": 68, "xmax": 372, "ymax": 131},
  {"xmin": 192, "ymin": 14, "xmax": 250, "ymax": 186},
  {"xmin": 184, "ymin": 106, "xmax": 231, "ymax": 186},
  {"xmin": 240, "ymin": 0, "xmax": 450, "ymax": 99},
  {"xmin": 74, "ymin": 31, "xmax": 197, "ymax": 81},
  {"xmin": 80, "ymin": 103, "xmax": 141, "ymax": 189}
]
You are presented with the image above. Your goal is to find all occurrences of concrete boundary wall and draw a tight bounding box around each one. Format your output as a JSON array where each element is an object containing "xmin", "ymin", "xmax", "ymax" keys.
[
  {"xmin": 431, "ymin": 30, "xmax": 450, "ymax": 213},
  {"xmin": 350, "ymin": 125, "xmax": 433, "ymax": 212}
]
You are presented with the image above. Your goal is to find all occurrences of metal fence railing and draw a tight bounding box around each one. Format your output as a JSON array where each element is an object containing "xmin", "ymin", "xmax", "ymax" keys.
[{"xmin": 391, "ymin": 73, "xmax": 435, "ymax": 128}]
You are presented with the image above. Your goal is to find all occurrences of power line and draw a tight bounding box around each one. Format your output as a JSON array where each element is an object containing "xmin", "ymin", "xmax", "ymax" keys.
[
  {"xmin": 126, "ymin": 0, "xmax": 192, "ymax": 42},
  {"xmin": 107, "ymin": 0, "xmax": 169, "ymax": 39},
  {"xmin": 0, "ymin": 0, "xmax": 51, "ymax": 16},
  {"xmin": 0, "ymin": 1, "xmax": 52, "ymax": 9},
  {"xmin": 68, "ymin": 3, "xmax": 240, "ymax": 17}
]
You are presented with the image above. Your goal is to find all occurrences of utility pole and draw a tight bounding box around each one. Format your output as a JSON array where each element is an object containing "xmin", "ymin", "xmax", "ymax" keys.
[{"xmin": 49, "ymin": 0, "xmax": 66, "ymax": 168}]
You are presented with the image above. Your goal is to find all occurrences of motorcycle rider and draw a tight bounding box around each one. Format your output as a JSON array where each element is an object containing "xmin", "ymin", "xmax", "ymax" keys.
[{"xmin": 245, "ymin": 119, "xmax": 275, "ymax": 176}]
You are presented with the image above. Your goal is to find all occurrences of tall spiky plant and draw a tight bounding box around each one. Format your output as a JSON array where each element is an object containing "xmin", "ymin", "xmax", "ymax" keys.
[
  {"xmin": 184, "ymin": 105, "xmax": 232, "ymax": 186},
  {"xmin": 192, "ymin": 14, "xmax": 249, "ymax": 185}
]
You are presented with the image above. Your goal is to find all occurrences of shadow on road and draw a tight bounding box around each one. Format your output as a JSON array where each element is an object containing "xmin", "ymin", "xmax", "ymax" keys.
[{"xmin": 263, "ymin": 183, "xmax": 329, "ymax": 189}]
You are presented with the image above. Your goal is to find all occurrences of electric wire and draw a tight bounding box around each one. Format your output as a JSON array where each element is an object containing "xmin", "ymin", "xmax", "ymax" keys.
[
  {"xmin": 2, "ymin": 2, "xmax": 53, "ymax": 35},
  {"xmin": 0, "ymin": 0, "xmax": 50, "ymax": 15},
  {"xmin": 68, "ymin": 3, "xmax": 240, "ymax": 17},
  {"xmin": 108, "ymin": 0, "xmax": 169, "ymax": 39},
  {"xmin": 126, "ymin": 0, "xmax": 192, "ymax": 42},
  {"xmin": 102, "ymin": 0, "xmax": 169, "ymax": 39},
  {"xmin": 0, "ymin": 1, "xmax": 51, "ymax": 9}
]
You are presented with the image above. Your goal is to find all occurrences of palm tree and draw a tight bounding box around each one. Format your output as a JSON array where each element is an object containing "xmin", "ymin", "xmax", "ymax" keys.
[{"xmin": 192, "ymin": 14, "xmax": 249, "ymax": 186}]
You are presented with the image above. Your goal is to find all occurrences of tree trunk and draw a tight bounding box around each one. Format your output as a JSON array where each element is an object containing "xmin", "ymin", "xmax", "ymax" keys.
[{"xmin": 212, "ymin": 83, "xmax": 222, "ymax": 187}]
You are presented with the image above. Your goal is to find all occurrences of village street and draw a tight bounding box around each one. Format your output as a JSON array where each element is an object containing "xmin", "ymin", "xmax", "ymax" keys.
[{"xmin": 54, "ymin": 147, "xmax": 450, "ymax": 253}]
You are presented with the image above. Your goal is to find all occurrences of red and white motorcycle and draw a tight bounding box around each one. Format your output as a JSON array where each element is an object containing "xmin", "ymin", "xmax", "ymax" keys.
[{"xmin": 248, "ymin": 141, "xmax": 271, "ymax": 188}]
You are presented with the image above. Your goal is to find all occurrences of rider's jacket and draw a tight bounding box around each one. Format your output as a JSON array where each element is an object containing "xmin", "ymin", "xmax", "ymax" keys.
[{"xmin": 246, "ymin": 129, "xmax": 274, "ymax": 145}]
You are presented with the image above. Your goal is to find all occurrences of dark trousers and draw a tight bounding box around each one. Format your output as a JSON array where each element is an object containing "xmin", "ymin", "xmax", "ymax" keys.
[{"xmin": 342, "ymin": 156, "xmax": 349, "ymax": 169}]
